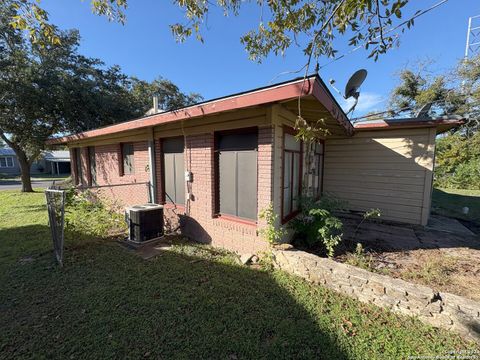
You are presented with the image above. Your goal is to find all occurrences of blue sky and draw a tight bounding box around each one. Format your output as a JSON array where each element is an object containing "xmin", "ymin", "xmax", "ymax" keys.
[{"xmin": 42, "ymin": 0, "xmax": 479, "ymax": 116}]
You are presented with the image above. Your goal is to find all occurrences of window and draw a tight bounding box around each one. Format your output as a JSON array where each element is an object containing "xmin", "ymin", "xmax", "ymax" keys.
[
  {"xmin": 88, "ymin": 146, "xmax": 96, "ymax": 186},
  {"xmin": 74, "ymin": 148, "xmax": 82, "ymax": 185},
  {"xmin": 121, "ymin": 143, "xmax": 134, "ymax": 175},
  {"xmin": 282, "ymin": 129, "xmax": 302, "ymax": 222},
  {"xmin": 311, "ymin": 141, "xmax": 324, "ymax": 198},
  {"xmin": 0, "ymin": 156, "xmax": 14, "ymax": 168},
  {"xmin": 216, "ymin": 130, "xmax": 258, "ymax": 221},
  {"xmin": 162, "ymin": 137, "xmax": 185, "ymax": 205}
]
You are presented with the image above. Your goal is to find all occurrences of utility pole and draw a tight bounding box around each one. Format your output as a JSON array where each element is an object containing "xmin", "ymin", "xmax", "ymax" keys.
[{"xmin": 465, "ymin": 15, "xmax": 480, "ymax": 59}]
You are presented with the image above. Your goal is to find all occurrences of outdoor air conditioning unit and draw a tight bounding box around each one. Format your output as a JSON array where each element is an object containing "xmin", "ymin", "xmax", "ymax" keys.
[{"xmin": 125, "ymin": 204, "xmax": 164, "ymax": 243}]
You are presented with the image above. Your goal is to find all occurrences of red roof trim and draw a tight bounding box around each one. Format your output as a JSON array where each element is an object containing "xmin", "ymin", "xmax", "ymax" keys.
[
  {"xmin": 311, "ymin": 80, "xmax": 354, "ymax": 136},
  {"xmin": 49, "ymin": 76, "xmax": 345, "ymax": 145},
  {"xmin": 354, "ymin": 119, "xmax": 465, "ymax": 131}
]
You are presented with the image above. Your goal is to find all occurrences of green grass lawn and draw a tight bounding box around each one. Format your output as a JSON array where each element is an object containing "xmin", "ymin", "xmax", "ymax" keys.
[
  {"xmin": 432, "ymin": 188, "xmax": 480, "ymax": 222},
  {"xmin": 0, "ymin": 190, "xmax": 478, "ymax": 359}
]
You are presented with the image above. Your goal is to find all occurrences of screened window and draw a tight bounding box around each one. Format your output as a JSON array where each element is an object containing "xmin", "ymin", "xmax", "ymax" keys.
[
  {"xmin": 0, "ymin": 156, "xmax": 14, "ymax": 168},
  {"xmin": 162, "ymin": 137, "xmax": 185, "ymax": 205},
  {"xmin": 88, "ymin": 146, "xmax": 96, "ymax": 186},
  {"xmin": 121, "ymin": 143, "xmax": 134, "ymax": 175},
  {"xmin": 216, "ymin": 130, "xmax": 258, "ymax": 221},
  {"xmin": 74, "ymin": 148, "xmax": 82, "ymax": 185},
  {"xmin": 282, "ymin": 131, "xmax": 302, "ymax": 221},
  {"xmin": 311, "ymin": 141, "xmax": 324, "ymax": 198}
]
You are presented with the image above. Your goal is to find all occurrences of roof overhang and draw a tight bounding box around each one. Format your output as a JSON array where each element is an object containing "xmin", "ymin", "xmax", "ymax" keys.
[
  {"xmin": 353, "ymin": 117, "xmax": 465, "ymax": 134},
  {"xmin": 47, "ymin": 75, "xmax": 353, "ymax": 145}
]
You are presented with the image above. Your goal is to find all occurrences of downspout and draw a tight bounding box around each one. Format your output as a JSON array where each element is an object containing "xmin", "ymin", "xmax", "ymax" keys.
[{"xmin": 148, "ymin": 127, "xmax": 157, "ymax": 203}]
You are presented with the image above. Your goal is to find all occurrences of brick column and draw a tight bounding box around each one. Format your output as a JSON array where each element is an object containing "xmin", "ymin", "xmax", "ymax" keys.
[
  {"xmin": 154, "ymin": 139, "xmax": 164, "ymax": 204},
  {"xmin": 80, "ymin": 147, "xmax": 89, "ymax": 186},
  {"xmin": 185, "ymin": 133, "xmax": 215, "ymax": 220},
  {"xmin": 257, "ymin": 126, "xmax": 274, "ymax": 227}
]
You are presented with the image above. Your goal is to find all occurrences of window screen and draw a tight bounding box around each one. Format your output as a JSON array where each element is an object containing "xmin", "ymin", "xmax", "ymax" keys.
[
  {"xmin": 88, "ymin": 146, "xmax": 96, "ymax": 186},
  {"xmin": 162, "ymin": 137, "xmax": 185, "ymax": 205},
  {"xmin": 312, "ymin": 142, "xmax": 324, "ymax": 198},
  {"xmin": 122, "ymin": 143, "xmax": 134, "ymax": 175},
  {"xmin": 282, "ymin": 132, "xmax": 302, "ymax": 220},
  {"xmin": 217, "ymin": 131, "xmax": 258, "ymax": 220}
]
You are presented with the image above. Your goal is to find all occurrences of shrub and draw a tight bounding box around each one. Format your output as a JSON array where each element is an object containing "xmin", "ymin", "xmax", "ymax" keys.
[
  {"xmin": 434, "ymin": 132, "xmax": 480, "ymax": 190},
  {"xmin": 259, "ymin": 203, "xmax": 286, "ymax": 245},
  {"xmin": 64, "ymin": 187, "xmax": 126, "ymax": 241},
  {"xmin": 290, "ymin": 196, "xmax": 343, "ymax": 257}
]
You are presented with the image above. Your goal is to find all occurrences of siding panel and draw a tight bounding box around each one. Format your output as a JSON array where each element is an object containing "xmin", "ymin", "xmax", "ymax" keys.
[{"xmin": 324, "ymin": 128, "xmax": 436, "ymax": 225}]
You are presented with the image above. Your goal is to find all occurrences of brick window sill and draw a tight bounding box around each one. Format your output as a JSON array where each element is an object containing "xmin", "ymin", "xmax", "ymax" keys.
[{"xmin": 214, "ymin": 214, "xmax": 257, "ymax": 227}]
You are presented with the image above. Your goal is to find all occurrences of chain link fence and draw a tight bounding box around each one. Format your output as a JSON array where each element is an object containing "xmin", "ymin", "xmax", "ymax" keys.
[{"xmin": 45, "ymin": 188, "xmax": 66, "ymax": 267}]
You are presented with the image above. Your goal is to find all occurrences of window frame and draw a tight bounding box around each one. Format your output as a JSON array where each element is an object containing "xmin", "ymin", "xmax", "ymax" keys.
[
  {"xmin": 312, "ymin": 140, "xmax": 325, "ymax": 200},
  {"xmin": 214, "ymin": 127, "xmax": 259, "ymax": 224},
  {"xmin": 74, "ymin": 148, "xmax": 82, "ymax": 185},
  {"xmin": 281, "ymin": 126, "xmax": 303, "ymax": 224},
  {"xmin": 120, "ymin": 143, "xmax": 135, "ymax": 176},
  {"xmin": 0, "ymin": 156, "xmax": 14, "ymax": 168},
  {"xmin": 161, "ymin": 136, "xmax": 186, "ymax": 206}
]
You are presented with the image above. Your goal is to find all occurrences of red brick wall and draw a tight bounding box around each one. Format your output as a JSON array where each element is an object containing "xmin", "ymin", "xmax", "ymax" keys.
[
  {"xmin": 162, "ymin": 128, "xmax": 274, "ymax": 254},
  {"xmin": 71, "ymin": 126, "xmax": 275, "ymax": 255},
  {"xmin": 73, "ymin": 141, "xmax": 151, "ymax": 209}
]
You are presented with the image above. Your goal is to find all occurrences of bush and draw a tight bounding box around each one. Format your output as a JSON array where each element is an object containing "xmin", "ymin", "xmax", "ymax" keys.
[
  {"xmin": 64, "ymin": 188, "xmax": 126, "ymax": 241},
  {"xmin": 434, "ymin": 132, "xmax": 480, "ymax": 190},
  {"xmin": 290, "ymin": 195, "xmax": 343, "ymax": 258},
  {"xmin": 259, "ymin": 203, "xmax": 286, "ymax": 245}
]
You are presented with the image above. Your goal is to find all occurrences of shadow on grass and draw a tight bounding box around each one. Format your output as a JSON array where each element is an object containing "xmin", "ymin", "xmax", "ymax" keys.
[
  {"xmin": 432, "ymin": 189, "xmax": 480, "ymax": 221},
  {"xmin": 0, "ymin": 226, "xmax": 348, "ymax": 359}
]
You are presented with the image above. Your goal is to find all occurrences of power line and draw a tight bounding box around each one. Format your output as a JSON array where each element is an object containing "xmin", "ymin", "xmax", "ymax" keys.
[
  {"xmin": 350, "ymin": 96, "xmax": 480, "ymax": 122},
  {"xmin": 319, "ymin": 0, "xmax": 449, "ymax": 69}
]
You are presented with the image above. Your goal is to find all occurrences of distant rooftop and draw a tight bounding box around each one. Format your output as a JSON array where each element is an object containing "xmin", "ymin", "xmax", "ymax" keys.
[
  {"xmin": 0, "ymin": 148, "xmax": 70, "ymax": 160},
  {"xmin": 0, "ymin": 148, "xmax": 15, "ymax": 156},
  {"xmin": 353, "ymin": 115, "xmax": 465, "ymax": 134}
]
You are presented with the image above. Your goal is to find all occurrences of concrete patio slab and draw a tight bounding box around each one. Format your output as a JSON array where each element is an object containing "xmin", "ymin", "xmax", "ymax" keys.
[{"xmin": 427, "ymin": 215, "xmax": 475, "ymax": 236}]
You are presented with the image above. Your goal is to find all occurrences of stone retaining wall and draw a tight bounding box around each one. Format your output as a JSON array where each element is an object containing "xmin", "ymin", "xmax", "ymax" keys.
[{"xmin": 272, "ymin": 248, "xmax": 480, "ymax": 343}]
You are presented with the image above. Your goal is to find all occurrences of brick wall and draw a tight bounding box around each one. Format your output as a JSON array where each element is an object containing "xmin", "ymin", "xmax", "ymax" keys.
[
  {"xmin": 72, "ymin": 126, "xmax": 275, "ymax": 255},
  {"xmin": 73, "ymin": 141, "xmax": 151, "ymax": 208},
  {"xmin": 164, "ymin": 128, "xmax": 274, "ymax": 254}
]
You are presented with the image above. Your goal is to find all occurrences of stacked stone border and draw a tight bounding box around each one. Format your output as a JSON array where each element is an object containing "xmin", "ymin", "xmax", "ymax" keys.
[{"xmin": 272, "ymin": 248, "xmax": 480, "ymax": 343}]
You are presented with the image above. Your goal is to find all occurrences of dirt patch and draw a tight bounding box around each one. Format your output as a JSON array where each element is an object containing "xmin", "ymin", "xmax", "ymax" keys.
[{"xmin": 333, "ymin": 213, "xmax": 480, "ymax": 302}]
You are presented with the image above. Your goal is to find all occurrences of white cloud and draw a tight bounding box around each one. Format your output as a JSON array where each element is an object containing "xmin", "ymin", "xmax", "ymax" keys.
[{"xmin": 341, "ymin": 92, "xmax": 385, "ymax": 114}]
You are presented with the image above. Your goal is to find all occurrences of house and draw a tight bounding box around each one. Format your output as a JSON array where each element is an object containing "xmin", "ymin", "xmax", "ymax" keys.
[
  {"xmin": 0, "ymin": 148, "xmax": 71, "ymax": 176},
  {"xmin": 35, "ymin": 150, "xmax": 71, "ymax": 175},
  {"xmin": 47, "ymin": 75, "xmax": 463, "ymax": 254}
]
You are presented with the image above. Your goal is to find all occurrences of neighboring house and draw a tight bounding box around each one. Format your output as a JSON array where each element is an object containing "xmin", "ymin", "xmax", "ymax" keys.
[
  {"xmin": 33, "ymin": 150, "xmax": 71, "ymax": 175},
  {"xmin": 48, "ymin": 75, "xmax": 463, "ymax": 254},
  {"xmin": 0, "ymin": 148, "xmax": 19, "ymax": 175},
  {"xmin": 0, "ymin": 148, "xmax": 71, "ymax": 176}
]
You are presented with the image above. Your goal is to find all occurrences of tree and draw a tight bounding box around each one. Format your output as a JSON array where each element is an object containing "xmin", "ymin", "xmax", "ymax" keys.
[
  {"xmin": 8, "ymin": 0, "xmax": 425, "ymax": 64},
  {"xmin": 385, "ymin": 57, "xmax": 480, "ymax": 189},
  {"xmin": 128, "ymin": 77, "xmax": 202, "ymax": 117},
  {"xmin": 388, "ymin": 56, "xmax": 480, "ymax": 131},
  {"xmin": 0, "ymin": 2, "xmax": 201, "ymax": 192}
]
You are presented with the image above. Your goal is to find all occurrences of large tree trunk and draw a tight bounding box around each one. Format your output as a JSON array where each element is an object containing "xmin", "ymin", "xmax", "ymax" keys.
[{"xmin": 17, "ymin": 152, "xmax": 33, "ymax": 192}]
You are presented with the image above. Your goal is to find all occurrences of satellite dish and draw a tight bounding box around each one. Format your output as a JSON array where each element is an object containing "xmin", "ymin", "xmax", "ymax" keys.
[
  {"xmin": 344, "ymin": 69, "xmax": 368, "ymax": 99},
  {"xmin": 344, "ymin": 69, "xmax": 368, "ymax": 116},
  {"xmin": 415, "ymin": 103, "xmax": 432, "ymax": 118},
  {"xmin": 327, "ymin": 69, "xmax": 368, "ymax": 117}
]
